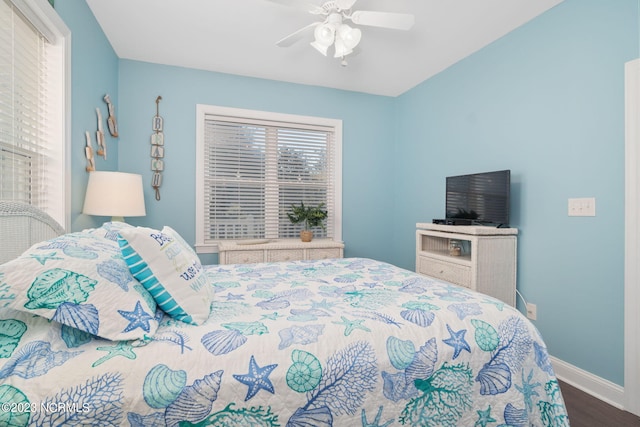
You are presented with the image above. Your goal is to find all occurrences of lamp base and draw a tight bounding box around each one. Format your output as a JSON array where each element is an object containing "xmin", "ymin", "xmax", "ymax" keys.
[{"xmin": 111, "ymin": 216, "xmax": 125, "ymax": 223}]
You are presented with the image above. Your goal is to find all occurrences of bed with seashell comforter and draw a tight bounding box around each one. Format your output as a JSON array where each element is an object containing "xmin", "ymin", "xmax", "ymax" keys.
[{"xmin": 0, "ymin": 215, "xmax": 569, "ymax": 426}]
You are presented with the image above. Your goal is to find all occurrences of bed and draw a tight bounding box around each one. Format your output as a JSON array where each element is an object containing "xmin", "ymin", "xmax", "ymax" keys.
[{"xmin": 0, "ymin": 201, "xmax": 569, "ymax": 426}]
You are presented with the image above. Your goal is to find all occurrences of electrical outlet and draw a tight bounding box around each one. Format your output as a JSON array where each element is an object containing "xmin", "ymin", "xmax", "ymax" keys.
[
  {"xmin": 526, "ymin": 303, "xmax": 537, "ymax": 320},
  {"xmin": 568, "ymin": 197, "xmax": 596, "ymax": 216}
]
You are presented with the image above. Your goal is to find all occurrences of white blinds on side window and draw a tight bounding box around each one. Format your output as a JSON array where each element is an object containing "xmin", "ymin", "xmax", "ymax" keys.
[{"xmin": 0, "ymin": 0, "xmax": 64, "ymax": 225}]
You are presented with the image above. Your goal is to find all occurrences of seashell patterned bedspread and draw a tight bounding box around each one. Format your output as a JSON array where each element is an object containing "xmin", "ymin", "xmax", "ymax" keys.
[{"xmin": 0, "ymin": 257, "xmax": 569, "ymax": 426}]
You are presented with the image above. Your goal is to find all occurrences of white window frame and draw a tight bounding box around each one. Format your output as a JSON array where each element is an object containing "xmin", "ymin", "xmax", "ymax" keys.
[
  {"xmin": 195, "ymin": 104, "xmax": 342, "ymax": 253},
  {"xmin": 624, "ymin": 57, "xmax": 640, "ymax": 416},
  {"xmin": 1, "ymin": 0, "xmax": 71, "ymax": 229}
]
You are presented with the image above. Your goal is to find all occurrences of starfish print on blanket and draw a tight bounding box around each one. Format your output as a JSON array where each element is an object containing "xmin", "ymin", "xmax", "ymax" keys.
[
  {"xmin": 333, "ymin": 315, "xmax": 371, "ymax": 336},
  {"xmin": 443, "ymin": 324, "xmax": 471, "ymax": 359},
  {"xmin": 233, "ymin": 355, "xmax": 278, "ymax": 401},
  {"xmin": 118, "ymin": 301, "xmax": 154, "ymax": 333},
  {"xmin": 92, "ymin": 341, "xmax": 136, "ymax": 367}
]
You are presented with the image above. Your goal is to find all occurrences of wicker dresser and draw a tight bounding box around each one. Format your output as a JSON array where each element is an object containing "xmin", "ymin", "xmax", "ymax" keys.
[
  {"xmin": 415, "ymin": 223, "xmax": 517, "ymax": 306},
  {"xmin": 218, "ymin": 239, "xmax": 344, "ymax": 265}
]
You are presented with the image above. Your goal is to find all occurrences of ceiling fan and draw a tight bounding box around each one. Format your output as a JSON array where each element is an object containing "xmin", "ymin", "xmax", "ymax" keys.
[{"xmin": 268, "ymin": 0, "xmax": 415, "ymax": 66}]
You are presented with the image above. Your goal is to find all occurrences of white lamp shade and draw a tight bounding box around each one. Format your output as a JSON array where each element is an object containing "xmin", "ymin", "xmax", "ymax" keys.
[
  {"xmin": 311, "ymin": 23, "xmax": 335, "ymax": 55},
  {"xmin": 333, "ymin": 38, "xmax": 350, "ymax": 58},
  {"xmin": 314, "ymin": 23, "xmax": 336, "ymax": 45},
  {"xmin": 311, "ymin": 40, "xmax": 330, "ymax": 56},
  {"xmin": 334, "ymin": 25, "xmax": 361, "ymax": 57},
  {"xmin": 83, "ymin": 171, "xmax": 146, "ymax": 219},
  {"xmin": 338, "ymin": 25, "xmax": 361, "ymax": 49}
]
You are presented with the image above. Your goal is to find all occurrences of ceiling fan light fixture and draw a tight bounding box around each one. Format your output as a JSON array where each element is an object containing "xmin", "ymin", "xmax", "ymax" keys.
[
  {"xmin": 311, "ymin": 40, "xmax": 330, "ymax": 56},
  {"xmin": 314, "ymin": 22, "xmax": 336, "ymax": 44},
  {"xmin": 311, "ymin": 22, "xmax": 336, "ymax": 55},
  {"xmin": 273, "ymin": 0, "xmax": 414, "ymax": 65},
  {"xmin": 333, "ymin": 39, "xmax": 348, "ymax": 58},
  {"xmin": 338, "ymin": 24, "xmax": 361, "ymax": 48},
  {"xmin": 334, "ymin": 24, "xmax": 360, "ymax": 58}
]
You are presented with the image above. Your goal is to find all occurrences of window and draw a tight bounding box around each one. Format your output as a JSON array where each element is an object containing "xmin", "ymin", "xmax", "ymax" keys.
[
  {"xmin": 0, "ymin": 0, "xmax": 69, "ymax": 228},
  {"xmin": 195, "ymin": 105, "xmax": 342, "ymax": 253}
]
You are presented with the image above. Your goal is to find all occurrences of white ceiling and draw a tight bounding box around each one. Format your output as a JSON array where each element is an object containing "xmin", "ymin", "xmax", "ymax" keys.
[{"xmin": 86, "ymin": 0, "xmax": 563, "ymax": 97}]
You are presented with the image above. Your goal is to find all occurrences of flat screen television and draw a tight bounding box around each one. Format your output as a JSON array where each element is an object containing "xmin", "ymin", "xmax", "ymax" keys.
[{"xmin": 445, "ymin": 169, "xmax": 510, "ymax": 226}]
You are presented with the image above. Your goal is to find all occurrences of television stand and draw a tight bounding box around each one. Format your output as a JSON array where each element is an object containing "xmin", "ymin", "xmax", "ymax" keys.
[
  {"xmin": 432, "ymin": 218, "xmax": 473, "ymax": 225},
  {"xmin": 416, "ymin": 223, "xmax": 517, "ymax": 306}
]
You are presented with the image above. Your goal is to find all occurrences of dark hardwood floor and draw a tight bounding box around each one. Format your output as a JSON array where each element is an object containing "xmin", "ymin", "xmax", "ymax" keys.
[{"xmin": 559, "ymin": 380, "xmax": 640, "ymax": 426}]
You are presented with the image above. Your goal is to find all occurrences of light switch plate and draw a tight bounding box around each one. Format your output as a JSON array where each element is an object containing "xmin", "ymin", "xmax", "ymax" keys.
[{"xmin": 568, "ymin": 197, "xmax": 596, "ymax": 216}]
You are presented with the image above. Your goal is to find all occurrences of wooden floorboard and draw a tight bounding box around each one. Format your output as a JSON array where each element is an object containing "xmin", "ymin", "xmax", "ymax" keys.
[{"xmin": 559, "ymin": 380, "xmax": 640, "ymax": 426}]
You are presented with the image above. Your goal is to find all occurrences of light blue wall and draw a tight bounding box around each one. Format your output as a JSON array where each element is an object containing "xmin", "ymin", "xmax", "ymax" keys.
[
  {"xmin": 53, "ymin": 0, "xmax": 638, "ymax": 387},
  {"xmin": 392, "ymin": 0, "xmax": 639, "ymax": 386},
  {"xmin": 53, "ymin": 0, "xmax": 119, "ymax": 231},
  {"xmin": 116, "ymin": 60, "xmax": 396, "ymax": 264}
]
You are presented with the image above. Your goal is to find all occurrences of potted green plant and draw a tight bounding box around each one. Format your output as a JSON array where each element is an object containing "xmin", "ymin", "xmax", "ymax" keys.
[{"xmin": 287, "ymin": 202, "xmax": 328, "ymax": 242}]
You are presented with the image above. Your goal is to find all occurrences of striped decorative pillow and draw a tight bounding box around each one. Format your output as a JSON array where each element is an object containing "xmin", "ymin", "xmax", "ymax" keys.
[{"xmin": 118, "ymin": 226, "xmax": 212, "ymax": 325}]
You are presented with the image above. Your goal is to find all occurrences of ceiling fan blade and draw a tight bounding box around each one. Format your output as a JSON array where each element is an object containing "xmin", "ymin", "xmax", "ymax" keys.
[
  {"xmin": 349, "ymin": 11, "xmax": 415, "ymax": 30},
  {"xmin": 336, "ymin": 0, "xmax": 358, "ymax": 10},
  {"xmin": 276, "ymin": 22, "xmax": 320, "ymax": 47},
  {"xmin": 264, "ymin": 0, "xmax": 322, "ymax": 13}
]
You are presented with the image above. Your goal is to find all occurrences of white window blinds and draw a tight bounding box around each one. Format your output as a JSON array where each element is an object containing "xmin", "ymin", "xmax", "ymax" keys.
[
  {"xmin": 0, "ymin": 0, "xmax": 67, "ymax": 227},
  {"xmin": 196, "ymin": 105, "xmax": 342, "ymax": 252}
]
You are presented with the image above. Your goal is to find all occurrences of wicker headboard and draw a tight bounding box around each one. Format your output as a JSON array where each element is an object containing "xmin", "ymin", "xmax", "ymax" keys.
[{"xmin": 0, "ymin": 201, "xmax": 65, "ymax": 264}]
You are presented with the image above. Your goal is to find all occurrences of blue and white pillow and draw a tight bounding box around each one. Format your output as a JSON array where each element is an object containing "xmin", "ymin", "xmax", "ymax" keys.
[
  {"xmin": 0, "ymin": 232, "xmax": 160, "ymax": 341},
  {"xmin": 118, "ymin": 226, "xmax": 212, "ymax": 325},
  {"xmin": 83, "ymin": 221, "xmax": 135, "ymax": 242}
]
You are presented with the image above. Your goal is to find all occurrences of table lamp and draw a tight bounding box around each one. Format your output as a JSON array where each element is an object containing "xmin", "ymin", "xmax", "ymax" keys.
[{"xmin": 83, "ymin": 171, "xmax": 146, "ymax": 222}]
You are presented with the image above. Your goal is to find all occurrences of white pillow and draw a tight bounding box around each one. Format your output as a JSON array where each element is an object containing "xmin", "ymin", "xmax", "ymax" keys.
[{"xmin": 118, "ymin": 226, "xmax": 212, "ymax": 325}]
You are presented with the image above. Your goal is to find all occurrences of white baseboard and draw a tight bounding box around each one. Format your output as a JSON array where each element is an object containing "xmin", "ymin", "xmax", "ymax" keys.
[{"xmin": 551, "ymin": 356, "xmax": 625, "ymax": 410}]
